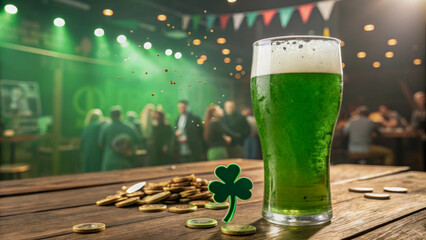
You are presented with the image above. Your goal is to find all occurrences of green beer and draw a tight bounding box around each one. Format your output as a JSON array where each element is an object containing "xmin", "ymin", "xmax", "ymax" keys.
[{"xmin": 251, "ymin": 36, "xmax": 342, "ymax": 225}]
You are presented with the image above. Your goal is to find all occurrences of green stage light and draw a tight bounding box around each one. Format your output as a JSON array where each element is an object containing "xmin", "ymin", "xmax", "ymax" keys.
[
  {"xmin": 143, "ymin": 42, "xmax": 152, "ymax": 49},
  {"xmin": 94, "ymin": 28, "xmax": 104, "ymax": 37},
  {"xmin": 165, "ymin": 49, "xmax": 172, "ymax": 56},
  {"xmin": 174, "ymin": 52, "xmax": 182, "ymax": 59},
  {"xmin": 117, "ymin": 35, "xmax": 126, "ymax": 43},
  {"xmin": 54, "ymin": 18, "xmax": 65, "ymax": 27},
  {"xmin": 5, "ymin": 4, "xmax": 18, "ymax": 14}
]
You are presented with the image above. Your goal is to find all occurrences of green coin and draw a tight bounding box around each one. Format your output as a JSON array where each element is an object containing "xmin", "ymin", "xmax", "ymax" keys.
[
  {"xmin": 221, "ymin": 224, "xmax": 256, "ymax": 236},
  {"xmin": 205, "ymin": 202, "xmax": 229, "ymax": 210},
  {"xmin": 186, "ymin": 218, "xmax": 218, "ymax": 229}
]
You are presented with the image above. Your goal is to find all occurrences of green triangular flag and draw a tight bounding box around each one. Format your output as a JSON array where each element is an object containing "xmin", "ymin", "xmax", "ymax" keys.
[
  {"xmin": 279, "ymin": 7, "xmax": 293, "ymax": 28},
  {"xmin": 206, "ymin": 15, "xmax": 216, "ymax": 30},
  {"xmin": 246, "ymin": 12, "xmax": 258, "ymax": 28},
  {"xmin": 192, "ymin": 15, "xmax": 201, "ymax": 31}
]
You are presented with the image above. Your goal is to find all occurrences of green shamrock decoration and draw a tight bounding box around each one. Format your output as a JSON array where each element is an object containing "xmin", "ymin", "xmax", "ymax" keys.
[{"xmin": 208, "ymin": 163, "xmax": 253, "ymax": 223}]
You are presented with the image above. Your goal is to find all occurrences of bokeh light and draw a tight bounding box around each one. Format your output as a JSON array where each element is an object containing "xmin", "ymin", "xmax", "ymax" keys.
[
  {"xmin": 103, "ymin": 9, "xmax": 113, "ymax": 16},
  {"xmin": 193, "ymin": 39, "xmax": 201, "ymax": 45},
  {"xmin": 235, "ymin": 73, "xmax": 241, "ymax": 79},
  {"xmin": 54, "ymin": 18, "xmax": 66, "ymax": 27},
  {"xmin": 235, "ymin": 65, "xmax": 243, "ymax": 71},
  {"xmin": 94, "ymin": 28, "xmax": 104, "ymax": 37},
  {"xmin": 200, "ymin": 55, "xmax": 207, "ymax": 61},
  {"xmin": 174, "ymin": 52, "xmax": 182, "ymax": 59},
  {"xmin": 357, "ymin": 52, "xmax": 366, "ymax": 58},
  {"xmin": 224, "ymin": 57, "xmax": 231, "ymax": 63},
  {"xmin": 157, "ymin": 14, "xmax": 167, "ymax": 21},
  {"xmin": 340, "ymin": 41, "xmax": 345, "ymax": 47},
  {"xmin": 222, "ymin": 49, "xmax": 230, "ymax": 55},
  {"xmin": 364, "ymin": 24, "xmax": 375, "ymax": 31},
  {"xmin": 228, "ymin": 0, "xmax": 237, "ymax": 3},
  {"xmin": 197, "ymin": 59, "xmax": 204, "ymax": 65},
  {"xmin": 342, "ymin": 62, "xmax": 345, "ymax": 68},
  {"xmin": 5, "ymin": 4, "xmax": 18, "ymax": 14},
  {"xmin": 372, "ymin": 61, "xmax": 381, "ymax": 68},
  {"xmin": 117, "ymin": 35, "xmax": 127, "ymax": 43},
  {"xmin": 413, "ymin": 59, "xmax": 422, "ymax": 65},
  {"xmin": 143, "ymin": 42, "xmax": 152, "ymax": 49},
  {"xmin": 387, "ymin": 39, "xmax": 397, "ymax": 46},
  {"xmin": 385, "ymin": 51, "xmax": 394, "ymax": 58},
  {"xmin": 165, "ymin": 49, "xmax": 173, "ymax": 56},
  {"xmin": 217, "ymin": 38, "xmax": 226, "ymax": 44}
]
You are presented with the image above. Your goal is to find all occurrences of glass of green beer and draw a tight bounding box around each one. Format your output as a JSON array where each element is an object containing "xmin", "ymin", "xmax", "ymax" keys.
[{"xmin": 251, "ymin": 36, "xmax": 343, "ymax": 225}]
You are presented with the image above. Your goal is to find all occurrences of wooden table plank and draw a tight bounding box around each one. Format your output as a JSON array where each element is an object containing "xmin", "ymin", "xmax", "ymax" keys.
[
  {"xmin": 353, "ymin": 210, "xmax": 426, "ymax": 240},
  {"xmin": 1, "ymin": 170, "xmax": 424, "ymax": 240},
  {"xmin": 0, "ymin": 164, "xmax": 410, "ymax": 217},
  {"xmin": 0, "ymin": 159, "xmax": 263, "ymax": 197}
]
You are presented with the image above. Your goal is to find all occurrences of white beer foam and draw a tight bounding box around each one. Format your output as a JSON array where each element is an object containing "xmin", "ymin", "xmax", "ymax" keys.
[{"xmin": 251, "ymin": 37, "xmax": 342, "ymax": 77}]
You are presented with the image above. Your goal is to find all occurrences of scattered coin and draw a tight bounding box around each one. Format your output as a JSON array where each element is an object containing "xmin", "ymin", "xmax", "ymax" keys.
[
  {"xmin": 205, "ymin": 202, "xmax": 229, "ymax": 210},
  {"xmin": 186, "ymin": 218, "xmax": 218, "ymax": 229},
  {"xmin": 173, "ymin": 174, "xmax": 195, "ymax": 183},
  {"xmin": 96, "ymin": 195, "xmax": 122, "ymax": 206},
  {"xmin": 364, "ymin": 193, "xmax": 390, "ymax": 200},
  {"xmin": 189, "ymin": 200, "xmax": 210, "ymax": 208},
  {"xmin": 165, "ymin": 193, "xmax": 180, "ymax": 201},
  {"xmin": 139, "ymin": 204, "xmax": 167, "ymax": 212},
  {"xmin": 115, "ymin": 197, "xmax": 140, "ymax": 207},
  {"xmin": 349, "ymin": 187, "xmax": 374, "ymax": 193},
  {"xmin": 188, "ymin": 191, "xmax": 212, "ymax": 200},
  {"xmin": 221, "ymin": 224, "xmax": 256, "ymax": 236},
  {"xmin": 73, "ymin": 223, "xmax": 106, "ymax": 234},
  {"xmin": 126, "ymin": 182, "xmax": 146, "ymax": 194},
  {"xmin": 384, "ymin": 187, "xmax": 408, "ymax": 193},
  {"xmin": 169, "ymin": 204, "xmax": 197, "ymax": 213},
  {"xmin": 145, "ymin": 191, "xmax": 171, "ymax": 204}
]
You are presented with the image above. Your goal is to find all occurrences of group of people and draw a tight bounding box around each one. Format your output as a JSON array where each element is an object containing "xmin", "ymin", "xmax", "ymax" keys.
[
  {"xmin": 81, "ymin": 100, "xmax": 260, "ymax": 172},
  {"xmin": 342, "ymin": 91, "xmax": 425, "ymax": 165}
]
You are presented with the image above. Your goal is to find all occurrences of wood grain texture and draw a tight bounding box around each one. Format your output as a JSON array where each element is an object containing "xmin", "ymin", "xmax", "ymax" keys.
[
  {"xmin": 353, "ymin": 210, "xmax": 426, "ymax": 240},
  {"xmin": 0, "ymin": 169, "xmax": 424, "ymax": 240}
]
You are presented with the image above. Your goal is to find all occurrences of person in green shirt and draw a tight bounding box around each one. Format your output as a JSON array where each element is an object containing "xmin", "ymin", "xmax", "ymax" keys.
[
  {"xmin": 99, "ymin": 106, "xmax": 142, "ymax": 171},
  {"xmin": 81, "ymin": 109, "xmax": 105, "ymax": 172}
]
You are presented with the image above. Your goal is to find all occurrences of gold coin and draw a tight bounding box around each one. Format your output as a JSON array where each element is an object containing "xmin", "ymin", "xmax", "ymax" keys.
[
  {"xmin": 164, "ymin": 200, "xmax": 178, "ymax": 204},
  {"xmin": 205, "ymin": 202, "xmax": 229, "ymax": 209},
  {"xmin": 139, "ymin": 204, "xmax": 167, "ymax": 212},
  {"xmin": 173, "ymin": 174, "xmax": 195, "ymax": 183},
  {"xmin": 144, "ymin": 189, "xmax": 163, "ymax": 195},
  {"xmin": 188, "ymin": 191, "xmax": 212, "ymax": 200},
  {"xmin": 189, "ymin": 200, "xmax": 209, "ymax": 207},
  {"xmin": 145, "ymin": 191, "xmax": 171, "ymax": 204},
  {"xmin": 169, "ymin": 204, "xmax": 197, "ymax": 213},
  {"xmin": 121, "ymin": 185, "xmax": 128, "ymax": 191},
  {"xmin": 364, "ymin": 193, "xmax": 390, "ymax": 200},
  {"xmin": 115, "ymin": 197, "xmax": 139, "ymax": 207},
  {"xmin": 165, "ymin": 193, "xmax": 180, "ymax": 201},
  {"xmin": 183, "ymin": 186, "xmax": 197, "ymax": 191},
  {"xmin": 384, "ymin": 187, "xmax": 408, "ymax": 193},
  {"xmin": 201, "ymin": 186, "xmax": 208, "ymax": 191},
  {"xmin": 170, "ymin": 182, "xmax": 192, "ymax": 187},
  {"xmin": 221, "ymin": 224, "xmax": 256, "ymax": 236},
  {"xmin": 180, "ymin": 198, "xmax": 191, "ymax": 203},
  {"xmin": 163, "ymin": 187, "xmax": 185, "ymax": 192},
  {"xmin": 73, "ymin": 223, "xmax": 105, "ymax": 233},
  {"xmin": 349, "ymin": 187, "xmax": 374, "ymax": 193},
  {"xmin": 126, "ymin": 191, "xmax": 145, "ymax": 198},
  {"xmin": 180, "ymin": 189, "xmax": 200, "ymax": 198},
  {"xmin": 96, "ymin": 195, "xmax": 121, "ymax": 206}
]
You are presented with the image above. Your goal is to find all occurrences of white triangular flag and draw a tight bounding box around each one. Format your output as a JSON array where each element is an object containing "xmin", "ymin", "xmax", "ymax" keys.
[
  {"xmin": 182, "ymin": 15, "xmax": 191, "ymax": 30},
  {"xmin": 233, "ymin": 13, "xmax": 245, "ymax": 31},
  {"xmin": 317, "ymin": 0, "xmax": 336, "ymax": 21}
]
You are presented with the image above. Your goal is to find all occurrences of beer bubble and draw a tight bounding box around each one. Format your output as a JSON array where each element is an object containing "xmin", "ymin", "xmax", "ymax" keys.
[
  {"xmin": 283, "ymin": 47, "xmax": 286, "ymax": 50},
  {"xmin": 299, "ymin": 45, "xmax": 303, "ymax": 49}
]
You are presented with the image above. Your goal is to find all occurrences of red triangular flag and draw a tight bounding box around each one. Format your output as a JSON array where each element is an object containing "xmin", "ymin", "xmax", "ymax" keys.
[
  {"xmin": 262, "ymin": 9, "xmax": 277, "ymax": 26},
  {"xmin": 219, "ymin": 14, "xmax": 231, "ymax": 30},
  {"xmin": 298, "ymin": 4, "xmax": 314, "ymax": 23}
]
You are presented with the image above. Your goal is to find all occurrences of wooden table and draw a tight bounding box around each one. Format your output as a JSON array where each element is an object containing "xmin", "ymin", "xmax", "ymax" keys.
[{"xmin": 0, "ymin": 159, "xmax": 425, "ymax": 239}]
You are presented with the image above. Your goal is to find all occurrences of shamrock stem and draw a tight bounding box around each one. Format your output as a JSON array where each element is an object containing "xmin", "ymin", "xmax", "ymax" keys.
[{"xmin": 223, "ymin": 195, "xmax": 236, "ymax": 223}]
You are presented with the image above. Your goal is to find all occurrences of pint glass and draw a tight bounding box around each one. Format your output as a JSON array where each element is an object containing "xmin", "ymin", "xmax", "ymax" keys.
[{"xmin": 251, "ymin": 36, "xmax": 343, "ymax": 225}]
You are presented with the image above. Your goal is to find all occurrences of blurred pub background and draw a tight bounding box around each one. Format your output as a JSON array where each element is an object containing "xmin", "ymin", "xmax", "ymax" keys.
[{"xmin": 0, "ymin": 0, "xmax": 424, "ymax": 179}]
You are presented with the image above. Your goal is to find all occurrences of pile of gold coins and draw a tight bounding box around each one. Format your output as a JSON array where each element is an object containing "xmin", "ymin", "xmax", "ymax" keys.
[{"xmin": 95, "ymin": 174, "xmax": 223, "ymax": 213}]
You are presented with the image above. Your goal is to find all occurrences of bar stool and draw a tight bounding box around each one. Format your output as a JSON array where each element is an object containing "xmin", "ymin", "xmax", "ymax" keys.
[{"xmin": 0, "ymin": 163, "xmax": 30, "ymax": 180}]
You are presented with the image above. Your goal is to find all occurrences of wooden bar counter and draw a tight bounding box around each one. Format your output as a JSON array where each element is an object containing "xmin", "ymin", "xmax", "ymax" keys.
[{"xmin": 0, "ymin": 159, "xmax": 424, "ymax": 239}]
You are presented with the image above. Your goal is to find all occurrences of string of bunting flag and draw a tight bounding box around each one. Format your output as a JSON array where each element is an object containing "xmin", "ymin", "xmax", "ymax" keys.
[{"xmin": 181, "ymin": 0, "xmax": 339, "ymax": 36}]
